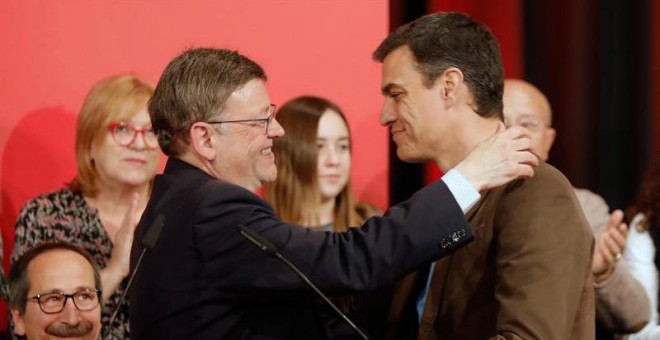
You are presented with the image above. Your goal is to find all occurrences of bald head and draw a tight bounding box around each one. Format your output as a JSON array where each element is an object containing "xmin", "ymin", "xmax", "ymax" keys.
[{"xmin": 503, "ymin": 79, "xmax": 556, "ymax": 161}]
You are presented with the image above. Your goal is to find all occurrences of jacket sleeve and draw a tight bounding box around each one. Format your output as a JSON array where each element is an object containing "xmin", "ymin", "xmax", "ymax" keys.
[
  {"xmin": 595, "ymin": 263, "xmax": 651, "ymax": 333},
  {"xmin": 193, "ymin": 178, "xmax": 473, "ymax": 293},
  {"xmin": 491, "ymin": 167, "xmax": 595, "ymax": 340}
]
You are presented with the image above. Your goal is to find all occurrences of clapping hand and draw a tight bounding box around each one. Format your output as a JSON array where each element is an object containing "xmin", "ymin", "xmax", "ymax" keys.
[{"xmin": 592, "ymin": 210, "xmax": 628, "ymax": 283}]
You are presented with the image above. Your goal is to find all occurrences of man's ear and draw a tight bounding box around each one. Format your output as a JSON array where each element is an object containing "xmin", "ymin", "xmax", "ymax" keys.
[
  {"xmin": 189, "ymin": 123, "xmax": 217, "ymax": 161},
  {"xmin": 11, "ymin": 309, "xmax": 26, "ymax": 336},
  {"xmin": 544, "ymin": 127, "xmax": 557, "ymax": 156},
  {"xmin": 437, "ymin": 67, "xmax": 465, "ymax": 107}
]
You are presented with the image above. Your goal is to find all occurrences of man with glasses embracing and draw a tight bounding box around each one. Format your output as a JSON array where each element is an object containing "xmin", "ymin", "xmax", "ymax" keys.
[
  {"xmin": 129, "ymin": 47, "xmax": 538, "ymax": 339},
  {"xmin": 8, "ymin": 242, "xmax": 102, "ymax": 340}
]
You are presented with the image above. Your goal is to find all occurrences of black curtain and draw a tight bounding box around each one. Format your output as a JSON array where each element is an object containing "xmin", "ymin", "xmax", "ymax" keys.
[{"xmin": 525, "ymin": 0, "xmax": 653, "ymax": 209}]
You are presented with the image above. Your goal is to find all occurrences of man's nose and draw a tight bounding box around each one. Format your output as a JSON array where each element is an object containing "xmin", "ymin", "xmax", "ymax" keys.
[
  {"xmin": 59, "ymin": 298, "xmax": 82, "ymax": 325},
  {"xmin": 267, "ymin": 117, "xmax": 285, "ymax": 138},
  {"xmin": 379, "ymin": 102, "xmax": 396, "ymax": 126}
]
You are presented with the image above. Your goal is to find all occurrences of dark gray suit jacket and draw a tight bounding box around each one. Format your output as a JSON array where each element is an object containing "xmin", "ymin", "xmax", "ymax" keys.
[{"xmin": 129, "ymin": 158, "xmax": 473, "ymax": 339}]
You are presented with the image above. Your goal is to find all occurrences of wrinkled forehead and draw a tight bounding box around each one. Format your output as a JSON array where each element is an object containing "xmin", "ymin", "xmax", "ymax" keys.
[
  {"xmin": 26, "ymin": 250, "xmax": 96, "ymax": 294},
  {"xmin": 221, "ymin": 78, "xmax": 272, "ymax": 119},
  {"xmin": 380, "ymin": 46, "xmax": 422, "ymax": 88}
]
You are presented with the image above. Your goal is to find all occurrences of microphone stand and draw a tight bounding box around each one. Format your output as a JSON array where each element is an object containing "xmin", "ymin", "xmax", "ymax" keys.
[
  {"xmin": 238, "ymin": 224, "xmax": 369, "ymax": 340},
  {"xmin": 103, "ymin": 215, "xmax": 165, "ymax": 340}
]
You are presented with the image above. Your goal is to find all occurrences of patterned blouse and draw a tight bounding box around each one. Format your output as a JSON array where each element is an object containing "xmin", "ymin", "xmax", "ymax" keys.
[{"xmin": 12, "ymin": 188, "xmax": 129, "ymax": 339}]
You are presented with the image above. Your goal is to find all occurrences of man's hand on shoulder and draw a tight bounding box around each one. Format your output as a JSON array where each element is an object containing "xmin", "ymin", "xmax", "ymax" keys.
[{"xmin": 455, "ymin": 123, "xmax": 538, "ymax": 191}]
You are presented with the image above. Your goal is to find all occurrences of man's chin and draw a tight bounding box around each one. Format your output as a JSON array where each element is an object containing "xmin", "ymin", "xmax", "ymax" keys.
[{"xmin": 396, "ymin": 149, "xmax": 425, "ymax": 163}]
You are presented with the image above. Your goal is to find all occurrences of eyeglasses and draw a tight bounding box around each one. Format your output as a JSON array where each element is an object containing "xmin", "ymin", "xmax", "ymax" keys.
[
  {"xmin": 108, "ymin": 122, "xmax": 159, "ymax": 149},
  {"xmin": 206, "ymin": 104, "xmax": 277, "ymax": 134},
  {"xmin": 29, "ymin": 289, "xmax": 102, "ymax": 314}
]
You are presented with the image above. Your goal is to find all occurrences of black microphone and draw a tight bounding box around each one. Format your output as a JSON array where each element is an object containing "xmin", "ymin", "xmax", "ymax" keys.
[
  {"xmin": 238, "ymin": 224, "xmax": 369, "ymax": 340},
  {"xmin": 103, "ymin": 214, "xmax": 165, "ymax": 340}
]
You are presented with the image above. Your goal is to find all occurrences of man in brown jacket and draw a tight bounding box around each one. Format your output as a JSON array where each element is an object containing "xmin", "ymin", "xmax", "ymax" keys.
[{"xmin": 374, "ymin": 12, "xmax": 595, "ymax": 339}]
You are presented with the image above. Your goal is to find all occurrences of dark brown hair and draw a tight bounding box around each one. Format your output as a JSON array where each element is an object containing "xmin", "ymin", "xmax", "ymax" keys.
[
  {"xmin": 149, "ymin": 48, "xmax": 266, "ymax": 156},
  {"xmin": 373, "ymin": 12, "xmax": 504, "ymax": 119},
  {"xmin": 8, "ymin": 242, "xmax": 102, "ymax": 314}
]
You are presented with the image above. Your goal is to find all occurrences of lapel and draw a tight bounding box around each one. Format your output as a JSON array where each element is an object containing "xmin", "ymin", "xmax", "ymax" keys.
[{"xmin": 417, "ymin": 190, "xmax": 492, "ymax": 339}]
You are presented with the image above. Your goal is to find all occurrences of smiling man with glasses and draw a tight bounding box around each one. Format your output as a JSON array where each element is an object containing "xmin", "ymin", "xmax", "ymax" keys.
[
  {"xmin": 8, "ymin": 242, "xmax": 103, "ymax": 340},
  {"xmin": 206, "ymin": 103, "xmax": 278, "ymax": 134}
]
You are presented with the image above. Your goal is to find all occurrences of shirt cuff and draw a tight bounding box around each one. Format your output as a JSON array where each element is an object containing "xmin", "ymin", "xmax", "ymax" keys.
[{"xmin": 441, "ymin": 169, "xmax": 480, "ymax": 214}]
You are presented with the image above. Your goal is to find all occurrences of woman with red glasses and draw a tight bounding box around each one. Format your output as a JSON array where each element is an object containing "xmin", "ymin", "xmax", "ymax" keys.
[{"xmin": 11, "ymin": 75, "xmax": 161, "ymax": 339}]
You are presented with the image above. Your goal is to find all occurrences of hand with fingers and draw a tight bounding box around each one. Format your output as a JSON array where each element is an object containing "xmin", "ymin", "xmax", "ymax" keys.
[
  {"xmin": 101, "ymin": 192, "xmax": 141, "ymax": 301},
  {"xmin": 592, "ymin": 209, "xmax": 628, "ymax": 283},
  {"xmin": 455, "ymin": 123, "xmax": 539, "ymax": 192}
]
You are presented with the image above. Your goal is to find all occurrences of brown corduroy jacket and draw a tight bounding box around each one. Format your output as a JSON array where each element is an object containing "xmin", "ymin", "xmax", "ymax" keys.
[{"xmin": 386, "ymin": 161, "xmax": 595, "ymax": 340}]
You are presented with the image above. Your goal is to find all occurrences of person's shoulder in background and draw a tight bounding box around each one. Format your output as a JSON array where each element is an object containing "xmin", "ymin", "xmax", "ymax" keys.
[{"xmin": 573, "ymin": 187, "xmax": 610, "ymax": 234}]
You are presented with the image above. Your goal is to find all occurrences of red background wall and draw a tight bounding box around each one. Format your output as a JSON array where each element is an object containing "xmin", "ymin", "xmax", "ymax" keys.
[{"xmin": 0, "ymin": 0, "xmax": 389, "ymax": 330}]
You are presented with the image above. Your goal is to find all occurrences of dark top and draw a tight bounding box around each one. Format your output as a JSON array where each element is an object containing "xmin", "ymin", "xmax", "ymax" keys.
[{"xmin": 129, "ymin": 158, "xmax": 473, "ymax": 339}]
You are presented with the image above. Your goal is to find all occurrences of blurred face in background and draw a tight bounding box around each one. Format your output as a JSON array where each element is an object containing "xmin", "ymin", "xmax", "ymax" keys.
[
  {"xmin": 316, "ymin": 109, "xmax": 351, "ymax": 202},
  {"xmin": 502, "ymin": 79, "xmax": 556, "ymax": 161},
  {"xmin": 91, "ymin": 107, "xmax": 161, "ymax": 189}
]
